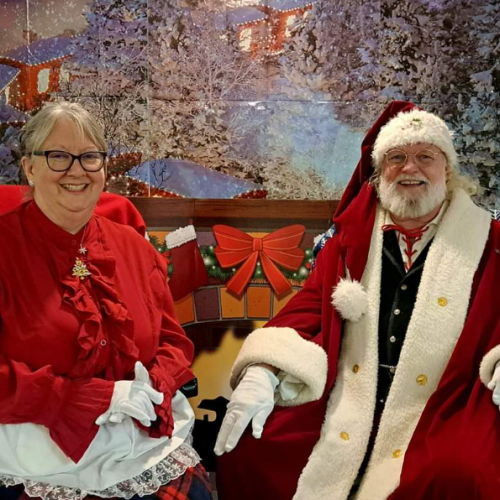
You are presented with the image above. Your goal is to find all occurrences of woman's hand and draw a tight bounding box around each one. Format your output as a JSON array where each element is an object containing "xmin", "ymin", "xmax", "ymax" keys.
[
  {"xmin": 214, "ymin": 365, "xmax": 279, "ymax": 456},
  {"xmin": 95, "ymin": 362, "xmax": 163, "ymax": 427}
]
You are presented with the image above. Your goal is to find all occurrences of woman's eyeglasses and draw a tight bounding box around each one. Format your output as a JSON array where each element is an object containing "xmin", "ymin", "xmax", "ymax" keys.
[{"xmin": 32, "ymin": 150, "xmax": 107, "ymax": 172}]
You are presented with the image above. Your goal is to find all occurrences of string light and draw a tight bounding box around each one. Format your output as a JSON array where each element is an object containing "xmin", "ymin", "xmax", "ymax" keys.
[{"xmin": 0, "ymin": 66, "xmax": 20, "ymax": 94}]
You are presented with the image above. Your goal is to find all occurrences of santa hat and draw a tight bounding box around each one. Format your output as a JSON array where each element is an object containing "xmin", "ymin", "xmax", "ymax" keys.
[
  {"xmin": 371, "ymin": 108, "xmax": 458, "ymax": 171},
  {"xmin": 331, "ymin": 100, "xmax": 418, "ymax": 321}
]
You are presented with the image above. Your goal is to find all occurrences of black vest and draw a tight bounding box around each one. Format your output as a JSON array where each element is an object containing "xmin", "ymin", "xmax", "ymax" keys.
[{"xmin": 376, "ymin": 230, "xmax": 433, "ymax": 410}]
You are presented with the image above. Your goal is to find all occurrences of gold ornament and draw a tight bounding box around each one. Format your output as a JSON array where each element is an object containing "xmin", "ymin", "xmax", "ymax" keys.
[{"xmin": 72, "ymin": 258, "xmax": 91, "ymax": 281}]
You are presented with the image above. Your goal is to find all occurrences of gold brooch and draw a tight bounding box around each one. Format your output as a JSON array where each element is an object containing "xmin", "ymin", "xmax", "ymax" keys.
[{"xmin": 72, "ymin": 258, "xmax": 91, "ymax": 281}]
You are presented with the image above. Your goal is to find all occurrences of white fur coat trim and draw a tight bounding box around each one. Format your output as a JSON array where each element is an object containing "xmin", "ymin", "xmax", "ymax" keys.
[
  {"xmin": 480, "ymin": 344, "xmax": 500, "ymax": 386},
  {"xmin": 230, "ymin": 327, "xmax": 328, "ymax": 405},
  {"xmin": 295, "ymin": 189, "xmax": 491, "ymax": 500}
]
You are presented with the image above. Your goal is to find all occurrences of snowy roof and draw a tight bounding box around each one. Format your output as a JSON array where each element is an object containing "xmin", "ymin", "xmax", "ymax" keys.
[
  {"xmin": 0, "ymin": 65, "xmax": 20, "ymax": 93},
  {"xmin": 127, "ymin": 159, "xmax": 266, "ymax": 199},
  {"xmin": 228, "ymin": 7, "xmax": 268, "ymax": 26},
  {"xmin": 0, "ymin": 36, "xmax": 74, "ymax": 66},
  {"xmin": 267, "ymin": 0, "xmax": 316, "ymax": 12},
  {"xmin": 0, "ymin": 104, "xmax": 28, "ymax": 124}
]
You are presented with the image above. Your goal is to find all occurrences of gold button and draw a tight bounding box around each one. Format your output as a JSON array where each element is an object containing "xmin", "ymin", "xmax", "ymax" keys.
[
  {"xmin": 416, "ymin": 374, "xmax": 428, "ymax": 386},
  {"xmin": 340, "ymin": 432, "xmax": 349, "ymax": 441},
  {"xmin": 352, "ymin": 365, "xmax": 359, "ymax": 374},
  {"xmin": 394, "ymin": 308, "xmax": 401, "ymax": 315},
  {"xmin": 401, "ymin": 284, "xmax": 408, "ymax": 291},
  {"xmin": 392, "ymin": 449, "xmax": 402, "ymax": 458},
  {"xmin": 437, "ymin": 297, "xmax": 448, "ymax": 307}
]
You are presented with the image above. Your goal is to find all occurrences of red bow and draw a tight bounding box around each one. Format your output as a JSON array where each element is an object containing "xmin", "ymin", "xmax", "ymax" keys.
[{"xmin": 213, "ymin": 225, "xmax": 305, "ymax": 297}]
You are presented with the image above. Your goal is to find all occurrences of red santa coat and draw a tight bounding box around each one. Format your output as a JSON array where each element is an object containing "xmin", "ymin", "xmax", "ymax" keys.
[
  {"xmin": 217, "ymin": 187, "xmax": 500, "ymax": 500},
  {"xmin": 0, "ymin": 201, "xmax": 194, "ymax": 462}
]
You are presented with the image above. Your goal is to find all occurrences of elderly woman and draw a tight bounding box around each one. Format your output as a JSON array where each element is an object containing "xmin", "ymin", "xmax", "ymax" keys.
[{"xmin": 0, "ymin": 102, "xmax": 212, "ymax": 500}]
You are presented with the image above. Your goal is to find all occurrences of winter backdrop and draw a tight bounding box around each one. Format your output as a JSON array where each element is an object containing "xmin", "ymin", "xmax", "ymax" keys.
[{"xmin": 0, "ymin": 0, "xmax": 498, "ymax": 203}]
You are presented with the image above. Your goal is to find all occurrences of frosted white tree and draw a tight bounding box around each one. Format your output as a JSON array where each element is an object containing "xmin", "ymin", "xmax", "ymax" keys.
[
  {"xmin": 61, "ymin": 0, "xmax": 149, "ymax": 154},
  {"xmin": 64, "ymin": 0, "xmax": 272, "ymax": 188},
  {"xmin": 281, "ymin": 0, "xmax": 381, "ymax": 127},
  {"xmin": 147, "ymin": 2, "xmax": 267, "ymax": 172},
  {"xmin": 281, "ymin": 0, "xmax": 500, "ymax": 200}
]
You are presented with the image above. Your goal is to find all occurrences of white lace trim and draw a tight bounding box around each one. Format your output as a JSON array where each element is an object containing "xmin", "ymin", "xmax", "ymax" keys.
[{"xmin": 0, "ymin": 442, "xmax": 200, "ymax": 500}]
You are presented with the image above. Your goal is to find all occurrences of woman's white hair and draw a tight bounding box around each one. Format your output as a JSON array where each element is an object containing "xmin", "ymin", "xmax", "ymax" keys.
[{"xmin": 21, "ymin": 101, "xmax": 107, "ymax": 157}]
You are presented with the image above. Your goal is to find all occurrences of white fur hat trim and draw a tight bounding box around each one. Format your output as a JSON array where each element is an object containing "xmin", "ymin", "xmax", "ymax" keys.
[
  {"xmin": 331, "ymin": 278, "xmax": 368, "ymax": 322},
  {"xmin": 371, "ymin": 108, "xmax": 458, "ymax": 170}
]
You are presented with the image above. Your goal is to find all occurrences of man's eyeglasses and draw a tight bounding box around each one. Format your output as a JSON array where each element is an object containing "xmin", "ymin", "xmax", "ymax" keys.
[
  {"xmin": 383, "ymin": 149, "xmax": 443, "ymax": 169},
  {"xmin": 32, "ymin": 150, "xmax": 107, "ymax": 172}
]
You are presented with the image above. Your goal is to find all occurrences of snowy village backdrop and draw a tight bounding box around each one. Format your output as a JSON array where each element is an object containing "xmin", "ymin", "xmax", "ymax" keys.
[{"xmin": 0, "ymin": 0, "xmax": 499, "ymax": 203}]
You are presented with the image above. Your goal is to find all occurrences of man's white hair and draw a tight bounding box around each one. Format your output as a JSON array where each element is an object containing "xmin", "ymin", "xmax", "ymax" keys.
[{"xmin": 370, "ymin": 108, "xmax": 479, "ymax": 196}]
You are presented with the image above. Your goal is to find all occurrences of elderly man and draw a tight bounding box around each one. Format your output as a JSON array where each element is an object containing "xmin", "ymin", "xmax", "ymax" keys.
[{"xmin": 214, "ymin": 101, "xmax": 500, "ymax": 500}]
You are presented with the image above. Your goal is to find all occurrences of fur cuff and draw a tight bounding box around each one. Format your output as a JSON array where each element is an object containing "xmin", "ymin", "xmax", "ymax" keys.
[
  {"xmin": 480, "ymin": 344, "xmax": 500, "ymax": 386},
  {"xmin": 231, "ymin": 327, "xmax": 328, "ymax": 405},
  {"xmin": 165, "ymin": 225, "xmax": 197, "ymax": 249},
  {"xmin": 331, "ymin": 278, "xmax": 368, "ymax": 322}
]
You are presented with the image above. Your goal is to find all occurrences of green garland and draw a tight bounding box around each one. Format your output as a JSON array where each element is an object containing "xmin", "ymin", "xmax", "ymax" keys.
[
  {"xmin": 200, "ymin": 245, "xmax": 314, "ymax": 283},
  {"xmin": 150, "ymin": 236, "xmax": 313, "ymax": 284},
  {"xmin": 149, "ymin": 235, "xmax": 314, "ymax": 285}
]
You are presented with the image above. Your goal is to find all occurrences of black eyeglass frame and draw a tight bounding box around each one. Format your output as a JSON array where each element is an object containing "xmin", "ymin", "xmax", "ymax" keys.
[{"xmin": 32, "ymin": 150, "xmax": 107, "ymax": 173}]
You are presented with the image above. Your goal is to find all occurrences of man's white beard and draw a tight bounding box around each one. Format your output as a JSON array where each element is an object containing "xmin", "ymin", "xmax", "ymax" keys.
[{"xmin": 378, "ymin": 175, "xmax": 447, "ymax": 219}]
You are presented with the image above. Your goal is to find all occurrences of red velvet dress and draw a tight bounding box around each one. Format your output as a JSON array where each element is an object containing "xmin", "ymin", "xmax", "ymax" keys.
[{"xmin": 0, "ymin": 201, "xmax": 194, "ymax": 463}]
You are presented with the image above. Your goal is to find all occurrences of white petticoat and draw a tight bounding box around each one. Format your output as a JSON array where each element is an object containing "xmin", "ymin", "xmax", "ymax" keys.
[{"xmin": 0, "ymin": 392, "xmax": 200, "ymax": 499}]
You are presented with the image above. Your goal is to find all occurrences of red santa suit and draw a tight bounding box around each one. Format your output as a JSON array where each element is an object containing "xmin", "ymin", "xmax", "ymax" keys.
[{"xmin": 216, "ymin": 101, "xmax": 500, "ymax": 500}]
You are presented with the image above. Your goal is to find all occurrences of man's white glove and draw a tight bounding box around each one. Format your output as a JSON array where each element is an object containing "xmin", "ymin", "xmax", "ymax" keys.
[
  {"xmin": 214, "ymin": 365, "xmax": 279, "ymax": 456},
  {"xmin": 96, "ymin": 361, "xmax": 164, "ymax": 427},
  {"xmin": 488, "ymin": 361, "xmax": 500, "ymax": 406}
]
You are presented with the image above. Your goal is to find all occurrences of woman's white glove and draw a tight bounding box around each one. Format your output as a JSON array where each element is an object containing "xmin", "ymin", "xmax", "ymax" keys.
[
  {"xmin": 96, "ymin": 361, "xmax": 164, "ymax": 427},
  {"xmin": 214, "ymin": 365, "xmax": 279, "ymax": 456},
  {"xmin": 488, "ymin": 361, "xmax": 500, "ymax": 406}
]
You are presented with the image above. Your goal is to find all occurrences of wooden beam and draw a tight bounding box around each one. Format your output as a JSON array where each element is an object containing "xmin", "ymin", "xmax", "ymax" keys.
[{"xmin": 129, "ymin": 198, "xmax": 339, "ymax": 231}]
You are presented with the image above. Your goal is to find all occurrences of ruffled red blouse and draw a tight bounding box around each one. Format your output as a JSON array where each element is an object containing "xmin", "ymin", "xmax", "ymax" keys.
[{"xmin": 0, "ymin": 201, "xmax": 194, "ymax": 462}]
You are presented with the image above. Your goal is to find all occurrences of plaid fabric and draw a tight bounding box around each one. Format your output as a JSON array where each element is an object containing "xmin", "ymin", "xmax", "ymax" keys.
[{"xmin": 8, "ymin": 463, "xmax": 212, "ymax": 500}]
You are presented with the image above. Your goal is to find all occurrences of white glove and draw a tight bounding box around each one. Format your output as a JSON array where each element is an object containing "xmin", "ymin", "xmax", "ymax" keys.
[
  {"xmin": 488, "ymin": 361, "xmax": 500, "ymax": 406},
  {"xmin": 102, "ymin": 361, "xmax": 153, "ymax": 425},
  {"xmin": 96, "ymin": 361, "xmax": 164, "ymax": 427},
  {"xmin": 214, "ymin": 365, "xmax": 279, "ymax": 456}
]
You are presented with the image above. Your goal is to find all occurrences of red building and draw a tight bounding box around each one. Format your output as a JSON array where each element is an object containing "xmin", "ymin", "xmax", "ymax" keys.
[
  {"xmin": 227, "ymin": 7, "xmax": 269, "ymax": 56},
  {"xmin": 229, "ymin": 0, "xmax": 316, "ymax": 55},
  {"xmin": 263, "ymin": 0, "xmax": 316, "ymax": 53},
  {"xmin": 0, "ymin": 36, "xmax": 74, "ymax": 112}
]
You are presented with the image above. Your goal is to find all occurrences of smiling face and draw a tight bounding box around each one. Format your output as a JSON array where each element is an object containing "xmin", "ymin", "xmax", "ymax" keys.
[
  {"xmin": 22, "ymin": 117, "xmax": 106, "ymax": 233},
  {"xmin": 378, "ymin": 142, "xmax": 449, "ymax": 220}
]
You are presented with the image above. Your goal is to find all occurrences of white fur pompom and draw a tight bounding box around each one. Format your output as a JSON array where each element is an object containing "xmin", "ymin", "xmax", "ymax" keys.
[{"xmin": 331, "ymin": 278, "xmax": 368, "ymax": 322}]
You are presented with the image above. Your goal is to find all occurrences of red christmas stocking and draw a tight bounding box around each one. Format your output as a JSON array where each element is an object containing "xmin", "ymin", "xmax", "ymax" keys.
[{"xmin": 165, "ymin": 225, "xmax": 208, "ymax": 301}]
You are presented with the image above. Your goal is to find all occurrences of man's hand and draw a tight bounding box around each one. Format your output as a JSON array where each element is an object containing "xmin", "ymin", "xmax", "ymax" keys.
[
  {"xmin": 488, "ymin": 362, "xmax": 500, "ymax": 406},
  {"xmin": 214, "ymin": 365, "xmax": 279, "ymax": 456}
]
